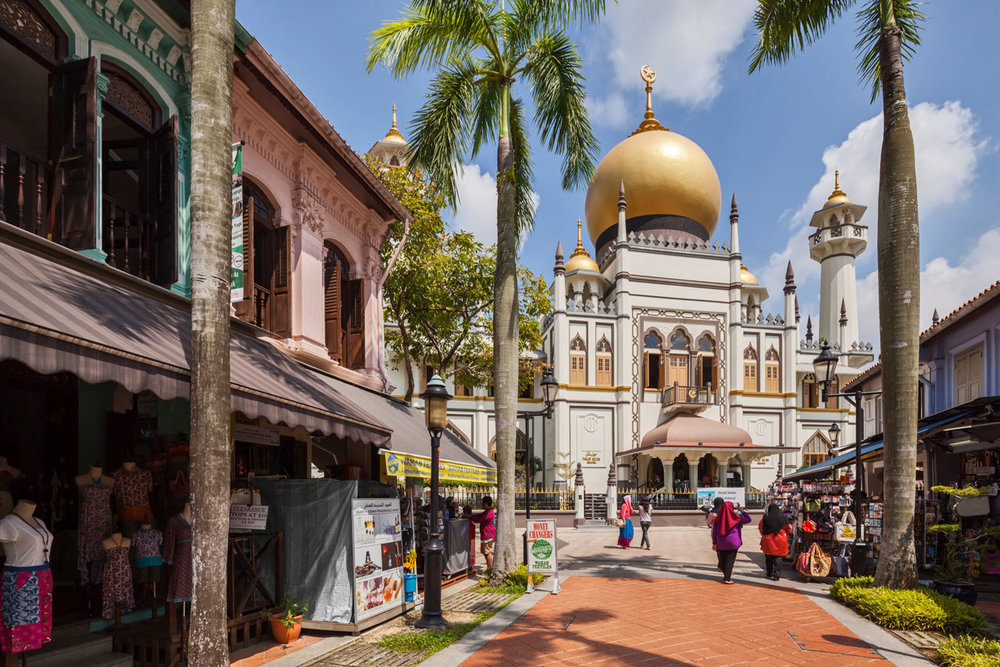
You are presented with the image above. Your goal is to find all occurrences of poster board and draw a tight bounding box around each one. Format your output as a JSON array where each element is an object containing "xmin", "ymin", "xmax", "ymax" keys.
[
  {"xmin": 351, "ymin": 498, "xmax": 404, "ymax": 622},
  {"xmin": 526, "ymin": 519, "xmax": 557, "ymax": 574},
  {"xmin": 696, "ymin": 487, "xmax": 746, "ymax": 511}
]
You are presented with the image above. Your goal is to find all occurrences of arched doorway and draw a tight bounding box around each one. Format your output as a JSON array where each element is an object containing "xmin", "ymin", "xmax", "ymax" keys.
[
  {"xmin": 646, "ymin": 458, "xmax": 664, "ymax": 489},
  {"xmin": 698, "ymin": 453, "xmax": 718, "ymax": 487},
  {"xmin": 672, "ymin": 453, "xmax": 689, "ymax": 492}
]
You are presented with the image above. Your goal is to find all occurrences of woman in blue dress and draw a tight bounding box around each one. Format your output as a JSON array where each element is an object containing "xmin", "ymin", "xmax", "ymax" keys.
[{"xmin": 617, "ymin": 495, "xmax": 635, "ymax": 548}]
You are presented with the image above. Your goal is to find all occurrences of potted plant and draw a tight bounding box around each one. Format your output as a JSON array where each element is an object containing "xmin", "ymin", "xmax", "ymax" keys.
[
  {"xmin": 267, "ymin": 594, "xmax": 308, "ymax": 644},
  {"xmin": 927, "ymin": 484, "xmax": 994, "ymax": 606}
]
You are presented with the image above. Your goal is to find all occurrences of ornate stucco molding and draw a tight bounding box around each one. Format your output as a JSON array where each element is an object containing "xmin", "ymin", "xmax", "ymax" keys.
[{"xmin": 292, "ymin": 188, "xmax": 325, "ymax": 238}]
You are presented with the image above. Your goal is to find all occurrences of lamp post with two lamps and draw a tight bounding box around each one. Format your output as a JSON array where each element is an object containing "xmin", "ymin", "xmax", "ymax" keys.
[
  {"xmin": 813, "ymin": 342, "xmax": 881, "ymax": 576},
  {"xmin": 414, "ymin": 374, "xmax": 451, "ymax": 629},
  {"xmin": 519, "ymin": 367, "xmax": 559, "ymax": 565}
]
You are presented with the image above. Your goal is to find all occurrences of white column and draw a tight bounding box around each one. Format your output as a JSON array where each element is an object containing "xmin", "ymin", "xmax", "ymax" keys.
[
  {"xmin": 718, "ymin": 462, "xmax": 729, "ymax": 488},
  {"xmin": 662, "ymin": 456, "xmax": 673, "ymax": 492},
  {"xmin": 688, "ymin": 456, "xmax": 700, "ymax": 494}
]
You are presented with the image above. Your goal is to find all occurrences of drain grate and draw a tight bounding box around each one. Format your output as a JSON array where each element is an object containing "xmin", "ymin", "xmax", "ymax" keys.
[
  {"xmin": 313, "ymin": 641, "xmax": 424, "ymax": 666},
  {"xmin": 441, "ymin": 589, "xmax": 518, "ymax": 613}
]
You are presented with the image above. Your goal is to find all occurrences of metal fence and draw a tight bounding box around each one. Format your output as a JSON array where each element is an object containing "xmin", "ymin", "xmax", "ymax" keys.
[
  {"xmin": 444, "ymin": 485, "xmax": 574, "ymax": 511},
  {"xmin": 613, "ymin": 486, "xmax": 767, "ymax": 511}
]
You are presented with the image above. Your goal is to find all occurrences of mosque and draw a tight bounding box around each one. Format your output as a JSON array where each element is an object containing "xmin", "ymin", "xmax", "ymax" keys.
[{"xmin": 375, "ymin": 69, "xmax": 875, "ymax": 493}]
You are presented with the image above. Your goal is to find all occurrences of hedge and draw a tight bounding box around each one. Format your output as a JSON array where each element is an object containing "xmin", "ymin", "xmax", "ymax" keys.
[
  {"xmin": 829, "ymin": 577, "xmax": 985, "ymax": 635},
  {"xmin": 937, "ymin": 636, "xmax": 1000, "ymax": 666}
]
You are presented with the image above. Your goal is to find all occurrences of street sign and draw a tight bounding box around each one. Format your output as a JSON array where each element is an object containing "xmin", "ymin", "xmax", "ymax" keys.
[{"xmin": 526, "ymin": 518, "xmax": 561, "ymax": 594}]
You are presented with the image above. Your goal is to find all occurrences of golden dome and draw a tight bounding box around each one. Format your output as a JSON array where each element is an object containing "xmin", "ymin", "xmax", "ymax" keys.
[
  {"xmin": 381, "ymin": 104, "xmax": 406, "ymax": 144},
  {"xmin": 740, "ymin": 263, "xmax": 759, "ymax": 285},
  {"xmin": 584, "ymin": 67, "xmax": 721, "ymax": 250},
  {"xmin": 564, "ymin": 220, "xmax": 600, "ymax": 273},
  {"xmin": 824, "ymin": 170, "xmax": 851, "ymax": 207}
]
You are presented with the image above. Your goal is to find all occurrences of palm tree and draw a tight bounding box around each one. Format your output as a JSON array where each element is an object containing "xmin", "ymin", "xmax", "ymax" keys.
[
  {"xmin": 188, "ymin": 0, "xmax": 235, "ymax": 662},
  {"xmin": 367, "ymin": 0, "xmax": 602, "ymax": 578},
  {"xmin": 750, "ymin": 0, "xmax": 924, "ymax": 588}
]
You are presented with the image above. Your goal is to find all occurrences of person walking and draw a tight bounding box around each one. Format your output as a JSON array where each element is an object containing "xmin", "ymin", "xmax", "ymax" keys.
[
  {"xmin": 638, "ymin": 498, "xmax": 653, "ymax": 550},
  {"xmin": 759, "ymin": 503, "xmax": 792, "ymax": 581},
  {"xmin": 706, "ymin": 496, "xmax": 725, "ymax": 527},
  {"xmin": 711, "ymin": 500, "xmax": 752, "ymax": 584},
  {"xmin": 466, "ymin": 496, "xmax": 495, "ymax": 570},
  {"xmin": 617, "ymin": 495, "xmax": 635, "ymax": 549}
]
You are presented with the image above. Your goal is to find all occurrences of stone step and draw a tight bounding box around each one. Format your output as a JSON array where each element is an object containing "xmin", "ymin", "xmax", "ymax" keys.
[{"xmin": 24, "ymin": 632, "xmax": 129, "ymax": 667}]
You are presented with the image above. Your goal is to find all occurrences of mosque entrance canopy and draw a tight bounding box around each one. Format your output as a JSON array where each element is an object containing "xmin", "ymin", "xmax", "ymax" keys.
[{"xmin": 618, "ymin": 412, "xmax": 787, "ymax": 459}]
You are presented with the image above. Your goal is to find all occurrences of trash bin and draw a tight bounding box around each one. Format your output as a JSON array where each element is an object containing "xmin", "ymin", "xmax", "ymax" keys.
[{"xmin": 404, "ymin": 573, "xmax": 417, "ymax": 602}]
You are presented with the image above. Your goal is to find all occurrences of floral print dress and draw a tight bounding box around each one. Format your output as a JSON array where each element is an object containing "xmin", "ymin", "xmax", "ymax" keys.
[
  {"xmin": 163, "ymin": 515, "xmax": 192, "ymax": 602},
  {"xmin": 77, "ymin": 482, "xmax": 112, "ymax": 584},
  {"xmin": 101, "ymin": 537, "xmax": 134, "ymax": 619},
  {"xmin": 113, "ymin": 467, "xmax": 153, "ymax": 523}
]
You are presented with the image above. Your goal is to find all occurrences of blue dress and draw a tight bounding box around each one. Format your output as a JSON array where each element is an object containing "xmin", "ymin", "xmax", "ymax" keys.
[{"xmin": 617, "ymin": 506, "xmax": 634, "ymax": 547}]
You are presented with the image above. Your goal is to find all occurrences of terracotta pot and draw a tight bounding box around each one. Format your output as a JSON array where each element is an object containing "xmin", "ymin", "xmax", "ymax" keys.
[{"xmin": 269, "ymin": 613, "xmax": 304, "ymax": 644}]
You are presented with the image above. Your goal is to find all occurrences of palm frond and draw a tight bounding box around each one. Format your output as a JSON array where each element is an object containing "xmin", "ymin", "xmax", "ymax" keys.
[
  {"xmin": 854, "ymin": 0, "xmax": 925, "ymax": 102},
  {"xmin": 508, "ymin": 96, "xmax": 537, "ymax": 241},
  {"xmin": 407, "ymin": 62, "xmax": 479, "ymax": 206},
  {"xmin": 521, "ymin": 31, "xmax": 598, "ymax": 190},
  {"xmin": 506, "ymin": 0, "xmax": 606, "ymax": 54},
  {"xmin": 366, "ymin": 1, "xmax": 500, "ymax": 76},
  {"xmin": 748, "ymin": 0, "xmax": 855, "ymax": 73},
  {"xmin": 470, "ymin": 65, "xmax": 503, "ymax": 159}
]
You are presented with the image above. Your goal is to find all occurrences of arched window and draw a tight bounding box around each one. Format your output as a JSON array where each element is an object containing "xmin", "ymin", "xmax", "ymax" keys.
[
  {"xmin": 569, "ymin": 335, "xmax": 587, "ymax": 385},
  {"xmin": 764, "ymin": 347, "xmax": 780, "ymax": 393},
  {"xmin": 643, "ymin": 331, "xmax": 663, "ymax": 390},
  {"xmin": 743, "ymin": 347, "xmax": 758, "ymax": 392},
  {"xmin": 695, "ymin": 334, "xmax": 716, "ymax": 389},
  {"xmin": 234, "ymin": 180, "xmax": 290, "ymax": 335},
  {"xmin": 667, "ymin": 329, "xmax": 691, "ymax": 387},
  {"xmin": 802, "ymin": 373, "xmax": 819, "ymax": 408},
  {"xmin": 596, "ymin": 337, "xmax": 612, "ymax": 386},
  {"xmin": 324, "ymin": 243, "xmax": 365, "ymax": 369},
  {"xmin": 802, "ymin": 433, "xmax": 831, "ymax": 468}
]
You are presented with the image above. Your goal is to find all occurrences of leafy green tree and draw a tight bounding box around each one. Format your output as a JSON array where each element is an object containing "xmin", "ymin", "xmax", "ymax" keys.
[
  {"xmin": 367, "ymin": 0, "xmax": 603, "ymax": 580},
  {"xmin": 750, "ymin": 0, "xmax": 924, "ymax": 588}
]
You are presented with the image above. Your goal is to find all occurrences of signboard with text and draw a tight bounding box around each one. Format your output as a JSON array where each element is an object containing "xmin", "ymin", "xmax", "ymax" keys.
[
  {"xmin": 526, "ymin": 519, "xmax": 558, "ymax": 574},
  {"xmin": 696, "ymin": 487, "xmax": 746, "ymax": 511},
  {"xmin": 229, "ymin": 504, "xmax": 268, "ymax": 530},
  {"xmin": 230, "ymin": 144, "xmax": 244, "ymax": 302},
  {"xmin": 351, "ymin": 498, "xmax": 404, "ymax": 622}
]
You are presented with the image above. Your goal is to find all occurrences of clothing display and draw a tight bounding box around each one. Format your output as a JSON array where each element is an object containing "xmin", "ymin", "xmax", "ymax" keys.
[
  {"xmin": 77, "ymin": 481, "xmax": 113, "ymax": 584},
  {"xmin": 101, "ymin": 537, "xmax": 134, "ymax": 619},
  {"xmin": 0, "ymin": 513, "xmax": 54, "ymax": 653},
  {"xmin": 163, "ymin": 514, "xmax": 192, "ymax": 602},
  {"xmin": 132, "ymin": 526, "xmax": 163, "ymax": 569},
  {"xmin": 113, "ymin": 467, "xmax": 153, "ymax": 523}
]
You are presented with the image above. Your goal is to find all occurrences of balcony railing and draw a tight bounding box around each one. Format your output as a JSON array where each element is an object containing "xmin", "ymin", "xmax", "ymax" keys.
[
  {"xmin": 103, "ymin": 195, "xmax": 154, "ymax": 281},
  {"xmin": 0, "ymin": 139, "xmax": 47, "ymax": 235},
  {"xmin": 662, "ymin": 383, "xmax": 715, "ymax": 408}
]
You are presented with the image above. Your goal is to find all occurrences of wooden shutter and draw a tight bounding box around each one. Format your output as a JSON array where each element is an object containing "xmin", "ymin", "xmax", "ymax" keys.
[
  {"xmin": 233, "ymin": 196, "xmax": 254, "ymax": 322},
  {"xmin": 324, "ymin": 256, "xmax": 342, "ymax": 361},
  {"xmin": 969, "ymin": 348, "xmax": 983, "ymax": 400},
  {"xmin": 271, "ymin": 225, "xmax": 291, "ymax": 337},
  {"xmin": 346, "ymin": 278, "xmax": 365, "ymax": 369},
  {"xmin": 49, "ymin": 57, "xmax": 97, "ymax": 249},
  {"xmin": 150, "ymin": 115, "xmax": 177, "ymax": 286}
]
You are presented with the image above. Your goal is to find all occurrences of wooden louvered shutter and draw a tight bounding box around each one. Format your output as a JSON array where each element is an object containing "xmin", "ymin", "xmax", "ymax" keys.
[
  {"xmin": 346, "ymin": 278, "xmax": 365, "ymax": 369},
  {"xmin": 969, "ymin": 348, "xmax": 983, "ymax": 400},
  {"xmin": 49, "ymin": 57, "xmax": 97, "ymax": 249},
  {"xmin": 233, "ymin": 196, "xmax": 254, "ymax": 322},
  {"xmin": 271, "ymin": 225, "xmax": 291, "ymax": 337},
  {"xmin": 324, "ymin": 256, "xmax": 342, "ymax": 361}
]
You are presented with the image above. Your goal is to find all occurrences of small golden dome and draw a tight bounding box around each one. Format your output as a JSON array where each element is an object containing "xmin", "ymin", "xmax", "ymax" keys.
[
  {"xmin": 382, "ymin": 104, "xmax": 406, "ymax": 144},
  {"xmin": 584, "ymin": 67, "xmax": 721, "ymax": 249},
  {"xmin": 824, "ymin": 170, "xmax": 851, "ymax": 207},
  {"xmin": 564, "ymin": 220, "xmax": 600, "ymax": 273},
  {"xmin": 740, "ymin": 263, "xmax": 759, "ymax": 285}
]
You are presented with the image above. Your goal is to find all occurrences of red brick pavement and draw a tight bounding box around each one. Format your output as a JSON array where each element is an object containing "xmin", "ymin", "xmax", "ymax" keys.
[{"xmin": 462, "ymin": 577, "xmax": 891, "ymax": 666}]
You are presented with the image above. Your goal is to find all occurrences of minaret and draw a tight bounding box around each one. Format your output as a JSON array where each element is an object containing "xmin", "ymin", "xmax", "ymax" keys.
[
  {"xmin": 809, "ymin": 171, "xmax": 867, "ymax": 350},
  {"xmin": 368, "ymin": 104, "xmax": 409, "ymax": 167},
  {"xmin": 729, "ymin": 193, "xmax": 740, "ymax": 254}
]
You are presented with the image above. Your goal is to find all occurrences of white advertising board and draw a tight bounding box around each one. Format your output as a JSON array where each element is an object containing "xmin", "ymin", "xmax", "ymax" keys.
[
  {"xmin": 696, "ymin": 487, "xmax": 747, "ymax": 511},
  {"xmin": 351, "ymin": 498, "xmax": 404, "ymax": 621}
]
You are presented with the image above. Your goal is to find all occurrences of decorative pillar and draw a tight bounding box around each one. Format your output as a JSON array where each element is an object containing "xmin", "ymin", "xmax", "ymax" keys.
[
  {"xmin": 688, "ymin": 455, "xmax": 700, "ymax": 495},
  {"xmin": 606, "ymin": 463, "xmax": 617, "ymax": 523},
  {"xmin": 718, "ymin": 461, "xmax": 729, "ymax": 488},
  {"xmin": 84, "ymin": 71, "xmax": 111, "ymax": 264},
  {"xmin": 574, "ymin": 462, "xmax": 585, "ymax": 527},
  {"xmin": 662, "ymin": 455, "xmax": 673, "ymax": 493},
  {"xmin": 742, "ymin": 463, "xmax": 752, "ymax": 492}
]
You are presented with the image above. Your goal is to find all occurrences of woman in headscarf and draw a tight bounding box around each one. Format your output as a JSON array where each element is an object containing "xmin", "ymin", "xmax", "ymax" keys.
[
  {"xmin": 759, "ymin": 503, "xmax": 792, "ymax": 581},
  {"xmin": 711, "ymin": 501, "xmax": 751, "ymax": 584},
  {"xmin": 705, "ymin": 496, "xmax": 725, "ymax": 528},
  {"xmin": 617, "ymin": 495, "xmax": 635, "ymax": 549}
]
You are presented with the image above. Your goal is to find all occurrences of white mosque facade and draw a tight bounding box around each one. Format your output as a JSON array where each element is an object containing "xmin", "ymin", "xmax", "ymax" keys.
[{"xmin": 376, "ymin": 74, "xmax": 875, "ymax": 493}]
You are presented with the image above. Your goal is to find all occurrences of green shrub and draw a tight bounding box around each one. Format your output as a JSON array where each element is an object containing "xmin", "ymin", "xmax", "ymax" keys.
[
  {"xmin": 937, "ymin": 636, "xmax": 1000, "ymax": 667},
  {"xmin": 478, "ymin": 564, "xmax": 543, "ymax": 593},
  {"xmin": 829, "ymin": 577, "xmax": 985, "ymax": 634}
]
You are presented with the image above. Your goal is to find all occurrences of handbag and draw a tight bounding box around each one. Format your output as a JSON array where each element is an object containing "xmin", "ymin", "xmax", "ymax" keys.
[
  {"xmin": 955, "ymin": 495, "xmax": 990, "ymax": 517},
  {"xmin": 802, "ymin": 519, "xmax": 817, "ymax": 533},
  {"xmin": 796, "ymin": 543, "xmax": 832, "ymax": 578},
  {"xmin": 982, "ymin": 548, "xmax": 1000, "ymax": 576},
  {"xmin": 832, "ymin": 545, "xmax": 852, "ymax": 577},
  {"xmin": 835, "ymin": 511, "xmax": 863, "ymax": 543},
  {"xmin": 611, "ymin": 517, "xmax": 624, "ymax": 528}
]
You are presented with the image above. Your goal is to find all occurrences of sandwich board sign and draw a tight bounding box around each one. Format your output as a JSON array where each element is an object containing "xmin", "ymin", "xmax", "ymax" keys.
[{"xmin": 526, "ymin": 518, "xmax": 560, "ymax": 594}]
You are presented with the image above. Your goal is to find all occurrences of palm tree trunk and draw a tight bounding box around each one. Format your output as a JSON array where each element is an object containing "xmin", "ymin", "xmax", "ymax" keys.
[
  {"xmin": 188, "ymin": 0, "xmax": 234, "ymax": 662},
  {"xmin": 492, "ymin": 127, "xmax": 519, "ymax": 581},
  {"xmin": 872, "ymin": 22, "xmax": 919, "ymax": 589}
]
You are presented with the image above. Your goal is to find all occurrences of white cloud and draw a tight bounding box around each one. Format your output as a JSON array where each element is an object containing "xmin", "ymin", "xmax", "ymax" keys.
[
  {"xmin": 588, "ymin": 0, "xmax": 756, "ymax": 121},
  {"xmin": 758, "ymin": 101, "xmax": 987, "ymax": 315},
  {"xmin": 586, "ymin": 92, "xmax": 628, "ymax": 128},
  {"xmin": 451, "ymin": 164, "xmax": 540, "ymax": 246},
  {"xmin": 855, "ymin": 227, "xmax": 1000, "ymax": 349}
]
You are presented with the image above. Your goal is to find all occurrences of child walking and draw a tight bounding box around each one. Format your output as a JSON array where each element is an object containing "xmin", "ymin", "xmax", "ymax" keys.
[{"xmin": 638, "ymin": 499, "xmax": 653, "ymax": 550}]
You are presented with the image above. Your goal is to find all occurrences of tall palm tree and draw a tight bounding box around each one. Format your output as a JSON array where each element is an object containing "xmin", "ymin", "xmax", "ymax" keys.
[
  {"xmin": 750, "ymin": 0, "xmax": 924, "ymax": 588},
  {"xmin": 367, "ymin": 0, "xmax": 602, "ymax": 578},
  {"xmin": 188, "ymin": 0, "xmax": 235, "ymax": 661}
]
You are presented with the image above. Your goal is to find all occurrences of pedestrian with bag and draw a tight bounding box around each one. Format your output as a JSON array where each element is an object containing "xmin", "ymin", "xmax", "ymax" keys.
[
  {"xmin": 706, "ymin": 496, "xmax": 725, "ymax": 527},
  {"xmin": 617, "ymin": 495, "xmax": 635, "ymax": 549},
  {"xmin": 759, "ymin": 503, "xmax": 792, "ymax": 581},
  {"xmin": 638, "ymin": 498, "xmax": 653, "ymax": 550},
  {"xmin": 712, "ymin": 500, "xmax": 751, "ymax": 584}
]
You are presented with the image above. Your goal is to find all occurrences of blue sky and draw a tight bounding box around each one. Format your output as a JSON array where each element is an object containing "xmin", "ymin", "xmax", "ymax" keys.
[{"xmin": 236, "ymin": 0, "xmax": 999, "ymax": 350}]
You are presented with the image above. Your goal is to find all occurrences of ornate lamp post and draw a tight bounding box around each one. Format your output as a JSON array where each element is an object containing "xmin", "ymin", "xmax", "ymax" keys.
[
  {"xmin": 520, "ymin": 366, "xmax": 559, "ymax": 564},
  {"xmin": 415, "ymin": 374, "xmax": 451, "ymax": 629},
  {"xmin": 828, "ymin": 422, "xmax": 841, "ymax": 452},
  {"xmin": 814, "ymin": 342, "xmax": 880, "ymax": 576}
]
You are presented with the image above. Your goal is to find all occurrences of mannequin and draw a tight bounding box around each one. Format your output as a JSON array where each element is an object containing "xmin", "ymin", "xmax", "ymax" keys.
[
  {"xmin": 0, "ymin": 457, "xmax": 21, "ymax": 518},
  {"xmin": 163, "ymin": 503, "xmax": 193, "ymax": 604},
  {"xmin": 0, "ymin": 500, "xmax": 54, "ymax": 656},
  {"xmin": 132, "ymin": 521, "xmax": 163, "ymax": 606},
  {"xmin": 76, "ymin": 464, "xmax": 113, "ymax": 596},
  {"xmin": 113, "ymin": 461, "xmax": 153, "ymax": 536},
  {"xmin": 101, "ymin": 531, "xmax": 134, "ymax": 621}
]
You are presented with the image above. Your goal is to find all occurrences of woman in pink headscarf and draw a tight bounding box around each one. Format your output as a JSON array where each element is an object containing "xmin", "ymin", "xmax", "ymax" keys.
[
  {"xmin": 712, "ymin": 501, "xmax": 752, "ymax": 584},
  {"xmin": 617, "ymin": 495, "xmax": 635, "ymax": 548}
]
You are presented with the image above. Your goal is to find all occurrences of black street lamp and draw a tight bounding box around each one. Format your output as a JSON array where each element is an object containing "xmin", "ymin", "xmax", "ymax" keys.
[
  {"xmin": 814, "ymin": 342, "xmax": 880, "ymax": 576},
  {"xmin": 828, "ymin": 422, "xmax": 841, "ymax": 451},
  {"xmin": 519, "ymin": 366, "xmax": 559, "ymax": 564},
  {"xmin": 415, "ymin": 373, "xmax": 451, "ymax": 629}
]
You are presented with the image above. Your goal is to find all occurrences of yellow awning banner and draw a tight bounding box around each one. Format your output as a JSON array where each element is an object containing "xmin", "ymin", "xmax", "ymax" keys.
[{"xmin": 383, "ymin": 451, "xmax": 496, "ymax": 485}]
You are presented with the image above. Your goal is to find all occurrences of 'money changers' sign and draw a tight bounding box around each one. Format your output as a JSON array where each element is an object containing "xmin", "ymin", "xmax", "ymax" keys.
[{"xmin": 526, "ymin": 519, "xmax": 557, "ymax": 574}]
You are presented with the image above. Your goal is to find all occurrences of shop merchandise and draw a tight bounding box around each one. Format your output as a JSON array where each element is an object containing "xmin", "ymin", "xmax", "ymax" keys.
[
  {"xmin": 0, "ymin": 502, "xmax": 54, "ymax": 653},
  {"xmin": 113, "ymin": 463, "xmax": 154, "ymax": 528},
  {"xmin": 132, "ymin": 524, "xmax": 163, "ymax": 584},
  {"xmin": 101, "ymin": 533, "xmax": 134, "ymax": 620},
  {"xmin": 163, "ymin": 510, "xmax": 192, "ymax": 602},
  {"xmin": 75, "ymin": 470, "xmax": 113, "ymax": 584}
]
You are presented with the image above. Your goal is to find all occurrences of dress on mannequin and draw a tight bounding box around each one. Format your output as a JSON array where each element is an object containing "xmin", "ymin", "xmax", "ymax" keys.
[
  {"xmin": 0, "ymin": 504, "xmax": 54, "ymax": 652},
  {"xmin": 162, "ymin": 514, "xmax": 192, "ymax": 602},
  {"xmin": 132, "ymin": 525, "xmax": 163, "ymax": 584},
  {"xmin": 101, "ymin": 535, "xmax": 134, "ymax": 619},
  {"xmin": 113, "ymin": 465, "xmax": 153, "ymax": 528},
  {"xmin": 77, "ymin": 476, "xmax": 112, "ymax": 584}
]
